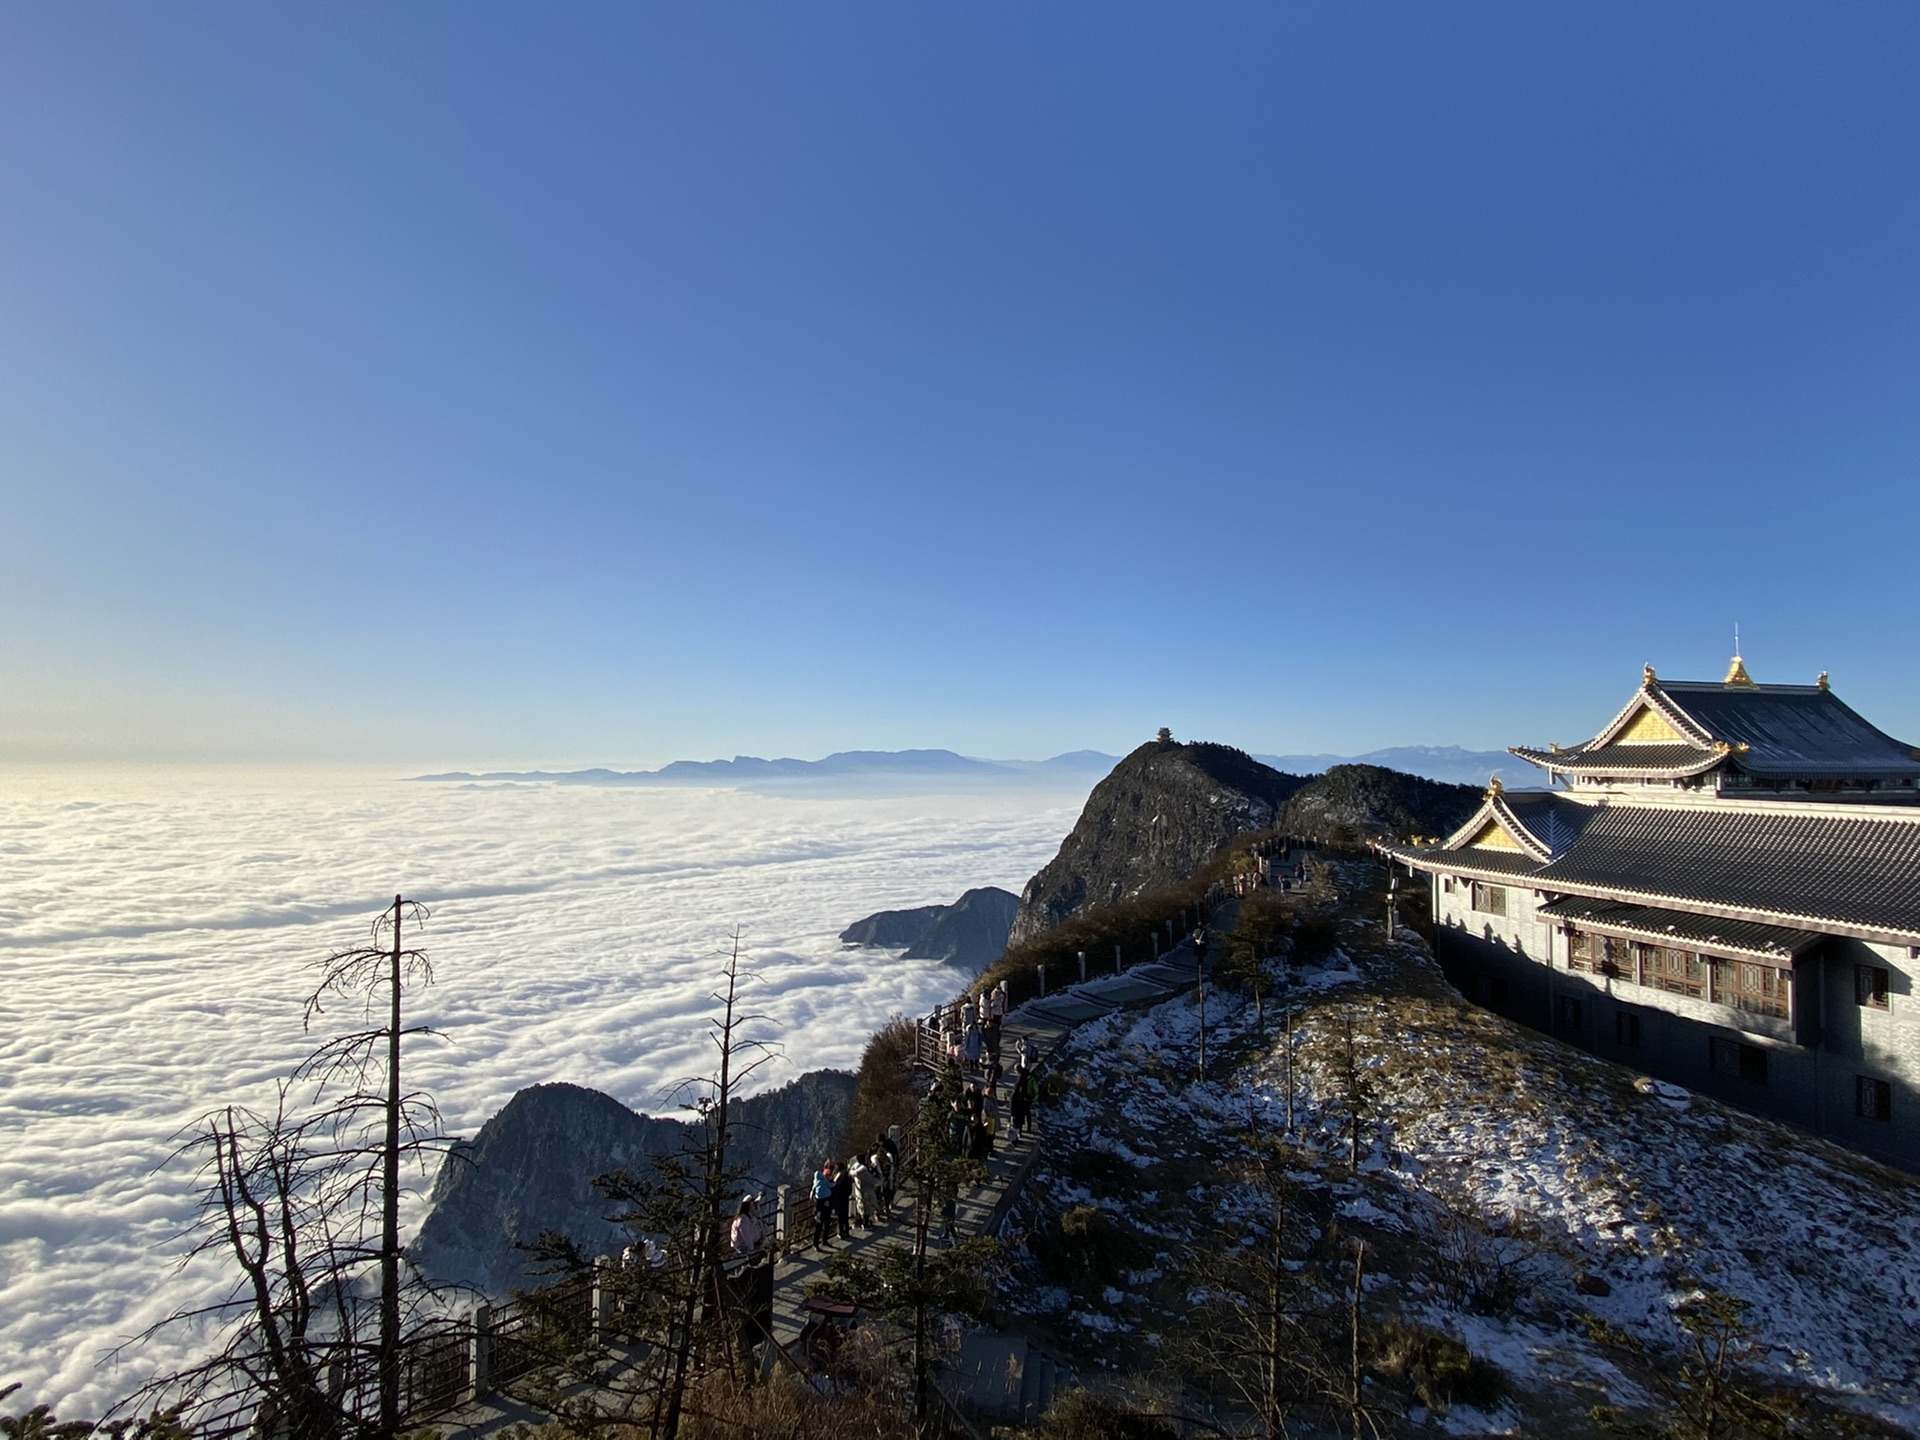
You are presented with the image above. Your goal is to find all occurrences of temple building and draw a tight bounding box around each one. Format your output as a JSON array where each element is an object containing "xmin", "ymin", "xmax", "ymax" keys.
[{"xmin": 1380, "ymin": 657, "xmax": 1920, "ymax": 1171}]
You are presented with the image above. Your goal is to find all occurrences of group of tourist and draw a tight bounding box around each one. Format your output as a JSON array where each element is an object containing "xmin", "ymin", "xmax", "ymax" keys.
[
  {"xmin": 943, "ymin": 1036, "xmax": 1039, "ymax": 1163},
  {"xmin": 803, "ymin": 1128, "xmax": 902, "ymax": 1251},
  {"xmin": 936, "ymin": 982, "xmax": 1010, "ymax": 1083}
]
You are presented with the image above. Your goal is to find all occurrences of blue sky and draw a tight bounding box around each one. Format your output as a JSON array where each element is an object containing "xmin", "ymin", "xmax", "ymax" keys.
[{"xmin": 3, "ymin": 5, "xmax": 1916, "ymax": 766}]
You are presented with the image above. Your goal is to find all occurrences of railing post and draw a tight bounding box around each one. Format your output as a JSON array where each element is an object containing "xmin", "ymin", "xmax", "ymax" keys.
[
  {"xmin": 592, "ymin": 1255, "xmax": 615, "ymax": 1342},
  {"xmin": 1038, "ymin": 964, "xmax": 1046, "ymax": 997},
  {"xmin": 1114, "ymin": 943, "xmax": 1122, "ymax": 973},
  {"xmin": 1078, "ymin": 951, "xmax": 1086, "ymax": 983},
  {"xmin": 776, "ymin": 1184, "xmax": 790, "ymax": 1251},
  {"xmin": 468, "ymin": 1304, "xmax": 492, "ymax": 1401}
]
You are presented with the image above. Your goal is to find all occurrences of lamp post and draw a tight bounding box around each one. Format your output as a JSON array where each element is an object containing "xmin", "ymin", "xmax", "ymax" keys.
[{"xmin": 1193, "ymin": 924, "xmax": 1210, "ymax": 1082}]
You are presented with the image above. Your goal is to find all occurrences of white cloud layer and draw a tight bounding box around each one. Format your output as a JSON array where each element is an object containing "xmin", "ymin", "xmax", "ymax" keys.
[{"xmin": 0, "ymin": 766, "xmax": 1083, "ymax": 1416}]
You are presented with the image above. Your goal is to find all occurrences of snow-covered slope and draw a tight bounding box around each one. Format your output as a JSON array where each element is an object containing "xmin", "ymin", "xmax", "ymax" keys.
[{"xmin": 999, "ymin": 869, "xmax": 1920, "ymax": 1436}]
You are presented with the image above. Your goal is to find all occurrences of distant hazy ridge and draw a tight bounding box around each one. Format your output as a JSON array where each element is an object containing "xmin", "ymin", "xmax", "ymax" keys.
[{"xmin": 414, "ymin": 743, "xmax": 1522, "ymax": 789}]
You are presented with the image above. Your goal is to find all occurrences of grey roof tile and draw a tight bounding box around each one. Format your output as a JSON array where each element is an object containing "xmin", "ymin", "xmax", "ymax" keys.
[
  {"xmin": 1660, "ymin": 683, "xmax": 1920, "ymax": 778},
  {"xmin": 1533, "ymin": 804, "xmax": 1920, "ymax": 937},
  {"xmin": 1535, "ymin": 896, "xmax": 1820, "ymax": 960}
]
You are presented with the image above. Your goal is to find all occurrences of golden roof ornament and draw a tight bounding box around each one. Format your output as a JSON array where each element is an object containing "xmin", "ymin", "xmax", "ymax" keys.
[
  {"xmin": 1817, "ymin": 671, "xmax": 1830, "ymax": 691},
  {"xmin": 1487, "ymin": 775, "xmax": 1505, "ymax": 797},
  {"xmin": 1643, "ymin": 664, "xmax": 1657, "ymax": 686},
  {"xmin": 1723, "ymin": 653, "xmax": 1755, "ymax": 688}
]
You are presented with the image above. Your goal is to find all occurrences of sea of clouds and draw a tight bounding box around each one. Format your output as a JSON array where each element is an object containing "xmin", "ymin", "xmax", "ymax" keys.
[{"xmin": 0, "ymin": 766, "xmax": 1088, "ymax": 1416}]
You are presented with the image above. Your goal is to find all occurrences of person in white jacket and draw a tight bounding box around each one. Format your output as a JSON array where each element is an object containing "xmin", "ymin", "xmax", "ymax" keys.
[{"xmin": 847, "ymin": 1154, "xmax": 877, "ymax": 1230}]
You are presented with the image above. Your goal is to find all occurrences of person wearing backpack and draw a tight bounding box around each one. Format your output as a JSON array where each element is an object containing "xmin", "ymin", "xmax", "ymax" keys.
[
  {"xmin": 830, "ymin": 1159, "xmax": 854, "ymax": 1241},
  {"xmin": 810, "ymin": 1161, "xmax": 835, "ymax": 1249}
]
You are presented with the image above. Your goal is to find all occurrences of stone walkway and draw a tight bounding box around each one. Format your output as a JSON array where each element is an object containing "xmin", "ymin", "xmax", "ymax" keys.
[
  {"xmin": 434, "ymin": 941, "xmax": 1212, "ymax": 1436},
  {"xmin": 766, "ymin": 945, "xmax": 1207, "ymax": 1395}
]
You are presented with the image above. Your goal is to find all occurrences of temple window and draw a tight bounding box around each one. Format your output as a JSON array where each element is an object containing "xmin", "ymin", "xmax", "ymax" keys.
[
  {"xmin": 1712, "ymin": 959, "xmax": 1791, "ymax": 1020},
  {"xmin": 1471, "ymin": 883, "xmax": 1508, "ymax": 916},
  {"xmin": 1856, "ymin": 1076, "xmax": 1893, "ymax": 1122},
  {"xmin": 1637, "ymin": 942, "xmax": 1705, "ymax": 999},
  {"xmin": 1709, "ymin": 1037, "xmax": 1768, "ymax": 1085},
  {"xmin": 1856, "ymin": 964, "xmax": 1890, "ymax": 1010},
  {"xmin": 1567, "ymin": 930, "xmax": 1596, "ymax": 972}
]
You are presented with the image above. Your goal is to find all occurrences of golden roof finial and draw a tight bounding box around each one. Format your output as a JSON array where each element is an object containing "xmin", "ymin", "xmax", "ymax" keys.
[
  {"xmin": 1817, "ymin": 670, "xmax": 1830, "ymax": 691},
  {"xmin": 1643, "ymin": 663, "xmax": 1657, "ymax": 686},
  {"xmin": 1723, "ymin": 624, "xmax": 1756, "ymax": 687},
  {"xmin": 1487, "ymin": 775, "xmax": 1505, "ymax": 797}
]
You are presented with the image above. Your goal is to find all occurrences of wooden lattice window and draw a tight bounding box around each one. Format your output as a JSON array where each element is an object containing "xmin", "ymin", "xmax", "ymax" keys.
[
  {"xmin": 1471, "ymin": 883, "xmax": 1508, "ymax": 917},
  {"xmin": 1615, "ymin": 1011, "xmax": 1641, "ymax": 1048},
  {"xmin": 1567, "ymin": 931, "xmax": 1597, "ymax": 972},
  {"xmin": 1856, "ymin": 965, "xmax": 1890, "ymax": 1010},
  {"xmin": 1712, "ymin": 959, "xmax": 1791, "ymax": 1021},
  {"xmin": 1642, "ymin": 944, "xmax": 1705, "ymax": 999}
]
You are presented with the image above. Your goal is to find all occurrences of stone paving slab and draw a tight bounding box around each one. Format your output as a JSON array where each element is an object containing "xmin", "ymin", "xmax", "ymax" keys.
[
  {"xmin": 1075, "ymin": 973, "xmax": 1177, "ymax": 1004},
  {"xmin": 1021, "ymin": 994, "xmax": 1119, "ymax": 1024}
]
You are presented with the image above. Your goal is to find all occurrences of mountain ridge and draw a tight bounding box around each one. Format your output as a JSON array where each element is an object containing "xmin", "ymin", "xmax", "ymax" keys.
[
  {"xmin": 415, "ymin": 745, "xmax": 1525, "ymax": 790},
  {"xmin": 413, "ymin": 749, "xmax": 1115, "ymax": 786}
]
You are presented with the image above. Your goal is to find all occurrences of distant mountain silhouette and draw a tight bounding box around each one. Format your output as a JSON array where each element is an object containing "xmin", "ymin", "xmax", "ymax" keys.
[
  {"xmin": 415, "ymin": 744, "xmax": 1521, "ymax": 790},
  {"xmin": 417, "ymin": 749, "xmax": 1026, "ymax": 785},
  {"xmin": 1255, "ymin": 745, "xmax": 1525, "ymax": 789}
]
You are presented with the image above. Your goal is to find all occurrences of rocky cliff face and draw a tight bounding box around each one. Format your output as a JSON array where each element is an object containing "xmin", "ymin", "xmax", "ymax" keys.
[
  {"xmin": 412, "ymin": 1070, "xmax": 856, "ymax": 1296},
  {"xmin": 841, "ymin": 886, "xmax": 1020, "ymax": 969},
  {"xmin": 902, "ymin": 886, "xmax": 1019, "ymax": 967},
  {"xmin": 1008, "ymin": 740, "xmax": 1308, "ymax": 945},
  {"xmin": 1276, "ymin": 763, "xmax": 1480, "ymax": 843},
  {"xmin": 839, "ymin": 903, "xmax": 948, "ymax": 948}
]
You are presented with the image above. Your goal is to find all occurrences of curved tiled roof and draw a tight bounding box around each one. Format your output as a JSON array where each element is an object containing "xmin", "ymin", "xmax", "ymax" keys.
[
  {"xmin": 1385, "ymin": 796, "xmax": 1920, "ymax": 943},
  {"xmin": 1532, "ymin": 804, "xmax": 1920, "ymax": 941},
  {"xmin": 1512, "ymin": 743, "xmax": 1724, "ymax": 778},
  {"xmin": 1379, "ymin": 842, "xmax": 1543, "ymax": 884},
  {"xmin": 1536, "ymin": 896, "xmax": 1820, "ymax": 961},
  {"xmin": 1516, "ymin": 675, "xmax": 1920, "ymax": 783},
  {"xmin": 1659, "ymin": 682, "xmax": 1920, "ymax": 780}
]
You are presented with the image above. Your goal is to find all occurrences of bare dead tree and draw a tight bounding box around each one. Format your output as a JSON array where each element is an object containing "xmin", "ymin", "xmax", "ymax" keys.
[
  {"xmin": 118, "ymin": 896, "xmax": 453, "ymax": 1440},
  {"xmin": 510, "ymin": 932, "xmax": 780, "ymax": 1440},
  {"xmin": 298, "ymin": 895, "xmax": 446, "ymax": 1436},
  {"xmin": 656, "ymin": 931, "xmax": 778, "ymax": 1440}
]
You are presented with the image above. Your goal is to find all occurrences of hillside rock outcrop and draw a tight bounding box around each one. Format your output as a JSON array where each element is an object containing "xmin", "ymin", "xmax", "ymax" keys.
[
  {"xmin": 841, "ymin": 886, "xmax": 1020, "ymax": 969},
  {"xmin": 904, "ymin": 886, "xmax": 1019, "ymax": 966},
  {"xmin": 1008, "ymin": 739, "xmax": 1308, "ymax": 945},
  {"xmin": 1276, "ymin": 763, "xmax": 1480, "ymax": 844},
  {"xmin": 839, "ymin": 904, "xmax": 948, "ymax": 949},
  {"xmin": 412, "ymin": 1070, "xmax": 856, "ymax": 1295}
]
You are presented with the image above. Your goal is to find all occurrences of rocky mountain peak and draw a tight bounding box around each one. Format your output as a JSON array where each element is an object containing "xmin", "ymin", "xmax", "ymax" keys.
[{"xmin": 1007, "ymin": 740, "xmax": 1309, "ymax": 945}]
